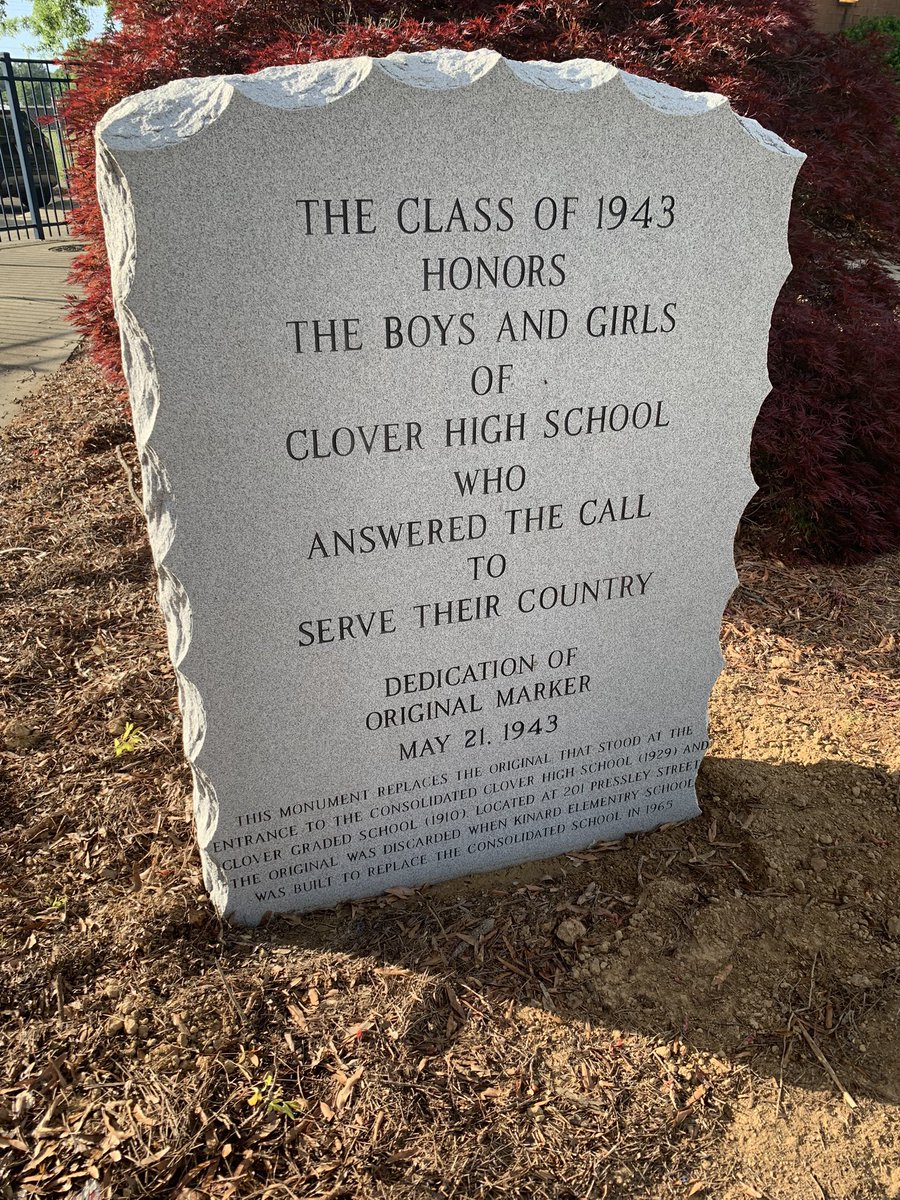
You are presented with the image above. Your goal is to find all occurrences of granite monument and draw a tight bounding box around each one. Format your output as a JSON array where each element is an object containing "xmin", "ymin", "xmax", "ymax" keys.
[{"xmin": 97, "ymin": 50, "xmax": 804, "ymax": 923}]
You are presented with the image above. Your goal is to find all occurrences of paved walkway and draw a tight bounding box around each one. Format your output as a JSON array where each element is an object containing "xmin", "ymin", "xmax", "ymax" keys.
[{"xmin": 0, "ymin": 236, "xmax": 83, "ymax": 428}]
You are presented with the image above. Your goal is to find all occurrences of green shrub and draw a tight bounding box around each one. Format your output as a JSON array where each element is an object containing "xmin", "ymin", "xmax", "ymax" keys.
[{"xmin": 846, "ymin": 16, "xmax": 900, "ymax": 84}]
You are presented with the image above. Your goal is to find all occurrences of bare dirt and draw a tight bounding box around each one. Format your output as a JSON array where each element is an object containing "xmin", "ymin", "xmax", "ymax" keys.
[{"xmin": 1, "ymin": 351, "xmax": 898, "ymax": 1200}]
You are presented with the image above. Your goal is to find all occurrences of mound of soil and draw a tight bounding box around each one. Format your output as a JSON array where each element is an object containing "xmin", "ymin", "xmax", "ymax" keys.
[{"xmin": 1, "ymin": 352, "xmax": 898, "ymax": 1199}]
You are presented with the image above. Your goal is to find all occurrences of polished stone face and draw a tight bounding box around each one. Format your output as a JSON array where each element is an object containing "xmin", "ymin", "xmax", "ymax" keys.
[{"xmin": 97, "ymin": 50, "xmax": 804, "ymax": 924}]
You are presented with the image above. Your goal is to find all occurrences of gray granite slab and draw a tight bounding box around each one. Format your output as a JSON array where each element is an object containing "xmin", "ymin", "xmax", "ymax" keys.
[{"xmin": 97, "ymin": 50, "xmax": 804, "ymax": 924}]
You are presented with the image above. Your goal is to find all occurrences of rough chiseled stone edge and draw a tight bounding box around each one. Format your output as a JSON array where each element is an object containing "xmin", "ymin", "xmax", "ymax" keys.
[
  {"xmin": 97, "ymin": 49, "xmax": 804, "ymax": 158},
  {"xmin": 96, "ymin": 141, "xmax": 228, "ymax": 913},
  {"xmin": 96, "ymin": 49, "xmax": 804, "ymax": 921}
]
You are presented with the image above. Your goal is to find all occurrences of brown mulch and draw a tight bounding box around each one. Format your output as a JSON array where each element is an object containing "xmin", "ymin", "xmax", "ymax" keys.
[{"xmin": 1, "ymin": 349, "xmax": 899, "ymax": 1200}]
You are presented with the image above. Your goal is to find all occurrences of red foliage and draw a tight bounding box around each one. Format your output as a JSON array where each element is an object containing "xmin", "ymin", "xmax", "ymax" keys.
[{"xmin": 61, "ymin": 0, "xmax": 900, "ymax": 560}]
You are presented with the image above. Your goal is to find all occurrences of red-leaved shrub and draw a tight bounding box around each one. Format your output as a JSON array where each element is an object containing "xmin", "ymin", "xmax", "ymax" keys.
[{"xmin": 61, "ymin": 0, "xmax": 900, "ymax": 560}]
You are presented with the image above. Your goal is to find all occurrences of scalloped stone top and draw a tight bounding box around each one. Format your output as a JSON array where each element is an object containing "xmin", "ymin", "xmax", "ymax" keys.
[{"xmin": 97, "ymin": 49, "xmax": 803, "ymax": 158}]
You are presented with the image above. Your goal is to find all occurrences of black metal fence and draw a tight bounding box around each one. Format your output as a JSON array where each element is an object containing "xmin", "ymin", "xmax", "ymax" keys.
[{"xmin": 1, "ymin": 54, "xmax": 75, "ymax": 240}]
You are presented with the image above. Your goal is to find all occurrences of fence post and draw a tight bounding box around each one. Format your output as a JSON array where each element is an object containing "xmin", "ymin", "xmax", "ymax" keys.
[{"xmin": 2, "ymin": 51, "xmax": 45, "ymax": 240}]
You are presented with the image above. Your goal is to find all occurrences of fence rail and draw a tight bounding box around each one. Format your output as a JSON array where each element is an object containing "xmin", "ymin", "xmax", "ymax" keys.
[{"xmin": 1, "ymin": 54, "xmax": 75, "ymax": 241}]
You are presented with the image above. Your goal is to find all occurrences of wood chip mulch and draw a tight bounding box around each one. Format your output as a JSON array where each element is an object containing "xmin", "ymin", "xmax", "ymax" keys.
[{"xmin": 1, "ymin": 350, "xmax": 899, "ymax": 1200}]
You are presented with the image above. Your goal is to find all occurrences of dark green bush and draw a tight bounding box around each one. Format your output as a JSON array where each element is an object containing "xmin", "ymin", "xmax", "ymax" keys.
[{"xmin": 846, "ymin": 16, "xmax": 900, "ymax": 84}]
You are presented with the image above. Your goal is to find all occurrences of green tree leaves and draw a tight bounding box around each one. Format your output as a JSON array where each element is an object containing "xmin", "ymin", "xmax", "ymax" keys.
[{"xmin": 1, "ymin": 0, "xmax": 94, "ymax": 54}]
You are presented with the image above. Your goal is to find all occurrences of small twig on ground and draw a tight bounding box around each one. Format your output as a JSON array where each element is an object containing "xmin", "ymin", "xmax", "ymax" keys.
[
  {"xmin": 791, "ymin": 1017, "xmax": 857, "ymax": 1109},
  {"xmin": 114, "ymin": 444, "xmax": 144, "ymax": 514},
  {"xmin": 809, "ymin": 1171, "xmax": 828, "ymax": 1200},
  {"xmin": 215, "ymin": 957, "xmax": 248, "ymax": 1028},
  {"xmin": 776, "ymin": 1033, "xmax": 794, "ymax": 1120}
]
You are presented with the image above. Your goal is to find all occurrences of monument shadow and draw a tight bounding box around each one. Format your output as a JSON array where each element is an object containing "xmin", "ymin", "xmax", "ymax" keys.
[{"xmin": 229, "ymin": 754, "xmax": 900, "ymax": 1108}]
